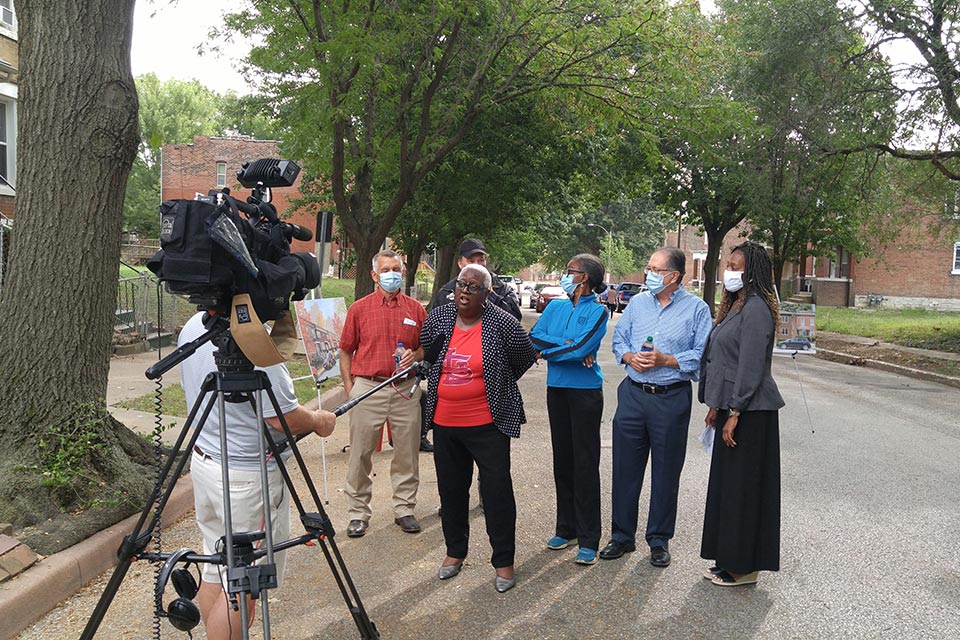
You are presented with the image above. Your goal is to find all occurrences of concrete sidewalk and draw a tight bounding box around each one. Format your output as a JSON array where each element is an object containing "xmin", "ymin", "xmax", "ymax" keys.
[{"xmin": 815, "ymin": 330, "xmax": 960, "ymax": 389}]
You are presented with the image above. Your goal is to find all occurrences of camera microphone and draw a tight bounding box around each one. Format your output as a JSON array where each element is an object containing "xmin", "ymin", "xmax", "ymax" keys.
[{"xmin": 280, "ymin": 222, "xmax": 313, "ymax": 242}]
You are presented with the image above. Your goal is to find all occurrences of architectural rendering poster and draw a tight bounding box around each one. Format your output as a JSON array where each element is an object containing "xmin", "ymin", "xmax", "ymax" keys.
[
  {"xmin": 295, "ymin": 297, "xmax": 347, "ymax": 381},
  {"xmin": 773, "ymin": 302, "xmax": 816, "ymax": 355}
]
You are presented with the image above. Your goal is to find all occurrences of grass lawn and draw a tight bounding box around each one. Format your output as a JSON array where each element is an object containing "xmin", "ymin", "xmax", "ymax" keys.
[
  {"xmin": 817, "ymin": 307, "xmax": 960, "ymax": 353},
  {"xmin": 317, "ymin": 278, "xmax": 356, "ymax": 306},
  {"xmin": 118, "ymin": 357, "xmax": 342, "ymax": 417}
]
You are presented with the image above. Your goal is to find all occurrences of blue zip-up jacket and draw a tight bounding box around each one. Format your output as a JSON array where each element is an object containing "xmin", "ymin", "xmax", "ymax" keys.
[{"xmin": 530, "ymin": 293, "xmax": 608, "ymax": 389}]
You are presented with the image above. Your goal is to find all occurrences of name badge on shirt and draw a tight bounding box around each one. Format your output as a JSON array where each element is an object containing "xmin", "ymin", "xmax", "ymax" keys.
[{"xmin": 403, "ymin": 317, "xmax": 418, "ymax": 326}]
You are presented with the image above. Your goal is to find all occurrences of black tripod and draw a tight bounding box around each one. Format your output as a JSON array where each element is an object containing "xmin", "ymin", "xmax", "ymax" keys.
[{"xmin": 80, "ymin": 314, "xmax": 380, "ymax": 639}]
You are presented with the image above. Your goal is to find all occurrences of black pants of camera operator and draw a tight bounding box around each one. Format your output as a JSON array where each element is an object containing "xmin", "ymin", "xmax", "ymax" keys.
[{"xmin": 433, "ymin": 422, "xmax": 515, "ymax": 568}]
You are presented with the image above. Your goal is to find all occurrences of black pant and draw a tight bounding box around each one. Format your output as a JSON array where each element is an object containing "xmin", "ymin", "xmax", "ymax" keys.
[
  {"xmin": 547, "ymin": 387, "xmax": 603, "ymax": 551},
  {"xmin": 433, "ymin": 423, "xmax": 515, "ymax": 568}
]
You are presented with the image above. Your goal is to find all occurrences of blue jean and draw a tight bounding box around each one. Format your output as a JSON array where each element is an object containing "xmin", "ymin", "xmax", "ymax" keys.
[{"xmin": 610, "ymin": 379, "xmax": 692, "ymax": 549}]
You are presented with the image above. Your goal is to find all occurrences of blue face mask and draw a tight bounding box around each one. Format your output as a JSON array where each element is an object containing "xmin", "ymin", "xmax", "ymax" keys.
[
  {"xmin": 645, "ymin": 271, "xmax": 666, "ymax": 295},
  {"xmin": 560, "ymin": 274, "xmax": 579, "ymax": 296},
  {"xmin": 378, "ymin": 271, "xmax": 402, "ymax": 293}
]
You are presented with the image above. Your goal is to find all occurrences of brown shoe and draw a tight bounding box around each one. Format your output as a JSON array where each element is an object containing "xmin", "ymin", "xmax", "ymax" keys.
[
  {"xmin": 347, "ymin": 519, "xmax": 368, "ymax": 537},
  {"xmin": 394, "ymin": 515, "xmax": 421, "ymax": 533}
]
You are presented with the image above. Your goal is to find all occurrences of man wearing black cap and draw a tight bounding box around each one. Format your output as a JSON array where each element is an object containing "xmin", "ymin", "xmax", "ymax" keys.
[
  {"xmin": 429, "ymin": 238, "xmax": 522, "ymax": 320},
  {"xmin": 420, "ymin": 239, "xmax": 522, "ymax": 453}
]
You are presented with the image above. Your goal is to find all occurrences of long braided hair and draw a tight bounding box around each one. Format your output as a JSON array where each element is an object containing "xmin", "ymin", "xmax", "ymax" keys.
[{"xmin": 714, "ymin": 241, "xmax": 780, "ymax": 328}]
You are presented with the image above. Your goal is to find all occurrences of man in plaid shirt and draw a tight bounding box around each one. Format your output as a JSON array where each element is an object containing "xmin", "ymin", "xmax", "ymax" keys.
[{"xmin": 340, "ymin": 249, "xmax": 427, "ymax": 537}]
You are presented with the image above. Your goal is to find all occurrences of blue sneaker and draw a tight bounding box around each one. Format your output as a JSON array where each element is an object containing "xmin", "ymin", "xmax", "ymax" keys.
[
  {"xmin": 546, "ymin": 536, "xmax": 577, "ymax": 550},
  {"xmin": 575, "ymin": 548, "xmax": 598, "ymax": 565}
]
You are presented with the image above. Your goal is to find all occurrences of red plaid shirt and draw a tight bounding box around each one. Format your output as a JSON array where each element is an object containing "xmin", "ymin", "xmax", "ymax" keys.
[{"xmin": 340, "ymin": 291, "xmax": 426, "ymax": 378}]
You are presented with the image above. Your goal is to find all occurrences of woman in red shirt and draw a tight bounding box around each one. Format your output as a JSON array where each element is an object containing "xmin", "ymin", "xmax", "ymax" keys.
[{"xmin": 420, "ymin": 264, "xmax": 536, "ymax": 593}]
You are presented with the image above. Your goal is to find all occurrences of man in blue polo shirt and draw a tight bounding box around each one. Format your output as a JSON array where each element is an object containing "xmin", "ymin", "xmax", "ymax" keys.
[{"xmin": 600, "ymin": 247, "xmax": 712, "ymax": 568}]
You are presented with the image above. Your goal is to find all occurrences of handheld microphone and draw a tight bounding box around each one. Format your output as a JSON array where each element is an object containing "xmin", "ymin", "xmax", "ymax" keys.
[{"xmin": 417, "ymin": 336, "xmax": 447, "ymax": 380}]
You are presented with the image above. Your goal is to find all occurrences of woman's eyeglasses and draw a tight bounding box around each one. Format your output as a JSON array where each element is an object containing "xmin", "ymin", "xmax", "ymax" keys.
[
  {"xmin": 455, "ymin": 280, "xmax": 484, "ymax": 294},
  {"xmin": 565, "ymin": 269, "xmax": 585, "ymax": 276}
]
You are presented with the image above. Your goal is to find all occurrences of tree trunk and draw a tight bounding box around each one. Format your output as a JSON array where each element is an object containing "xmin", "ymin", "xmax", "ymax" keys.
[
  {"xmin": 0, "ymin": 0, "xmax": 154, "ymax": 553},
  {"xmin": 702, "ymin": 230, "xmax": 722, "ymax": 314},
  {"xmin": 432, "ymin": 244, "xmax": 457, "ymax": 298},
  {"xmin": 403, "ymin": 237, "xmax": 428, "ymax": 295}
]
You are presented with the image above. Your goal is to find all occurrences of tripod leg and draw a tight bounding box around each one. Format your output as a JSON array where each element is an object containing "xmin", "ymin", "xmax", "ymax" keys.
[
  {"xmin": 81, "ymin": 384, "xmax": 221, "ymax": 639},
  {"xmin": 257, "ymin": 378, "xmax": 380, "ymax": 639}
]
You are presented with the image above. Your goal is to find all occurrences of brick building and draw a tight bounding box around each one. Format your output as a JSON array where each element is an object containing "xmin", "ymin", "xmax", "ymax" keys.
[
  {"xmin": 161, "ymin": 136, "xmax": 341, "ymax": 272},
  {"xmin": 786, "ymin": 184, "xmax": 960, "ymax": 309}
]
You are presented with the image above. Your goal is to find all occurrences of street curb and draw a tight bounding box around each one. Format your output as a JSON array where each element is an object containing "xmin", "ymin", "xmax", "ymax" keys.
[
  {"xmin": 0, "ymin": 383, "xmax": 348, "ymax": 640},
  {"xmin": 0, "ymin": 481, "xmax": 195, "ymax": 640},
  {"xmin": 816, "ymin": 348, "xmax": 960, "ymax": 390}
]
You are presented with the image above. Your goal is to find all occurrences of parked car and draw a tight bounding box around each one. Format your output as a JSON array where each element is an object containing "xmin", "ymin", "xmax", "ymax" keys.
[
  {"xmin": 778, "ymin": 337, "xmax": 813, "ymax": 351},
  {"xmin": 610, "ymin": 282, "xmax": 646, "ymax": 313},
  {"xmin": 498, "ymin": 274, "xmax": 520, "ymax": 296},
  {"xmin": 535, "ymin": 285, "xmax": 567, "ymax": 312},
  {"xmin": 529, "ymin": 282, "xmax": 549, "ymax": 309}
]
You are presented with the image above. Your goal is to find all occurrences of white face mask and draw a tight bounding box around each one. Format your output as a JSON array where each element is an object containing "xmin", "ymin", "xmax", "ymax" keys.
[{"xmin": 723, "ymin": 270, "xmax": 744, "ymax": 293}]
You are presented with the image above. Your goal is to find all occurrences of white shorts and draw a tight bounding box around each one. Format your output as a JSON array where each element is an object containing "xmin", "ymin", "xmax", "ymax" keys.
[{"xmin": 191, "ymin": 452, "xmax": 291, "ymax": 587}]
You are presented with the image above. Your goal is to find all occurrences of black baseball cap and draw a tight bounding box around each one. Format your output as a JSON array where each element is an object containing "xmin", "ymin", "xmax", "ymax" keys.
[{"xmin": 459, "ymin": 238, "xmax": 488, "ymax": 257}]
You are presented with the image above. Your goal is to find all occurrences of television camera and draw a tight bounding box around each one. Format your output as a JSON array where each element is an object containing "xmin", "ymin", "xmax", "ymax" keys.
[{"xmin": 147, "ymin": 158, "xmax": 321, "ymax": 323}]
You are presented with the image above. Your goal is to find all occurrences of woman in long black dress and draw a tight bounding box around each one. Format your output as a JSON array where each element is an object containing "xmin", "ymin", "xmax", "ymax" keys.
[{"xmin": 698, "ymin": 241, "xmax": 784, "ymax": 587}]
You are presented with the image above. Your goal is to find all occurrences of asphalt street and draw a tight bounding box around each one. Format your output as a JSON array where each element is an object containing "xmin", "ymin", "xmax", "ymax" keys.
[{"xmin": 19, "ymin": 302, "xmax": 960, "ymax": 639}]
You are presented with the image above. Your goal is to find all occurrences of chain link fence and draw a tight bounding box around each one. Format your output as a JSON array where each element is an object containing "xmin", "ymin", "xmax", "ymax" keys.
[{"xmin": 115, "ymin": 262, "xmax": 185, "ymax": 353}]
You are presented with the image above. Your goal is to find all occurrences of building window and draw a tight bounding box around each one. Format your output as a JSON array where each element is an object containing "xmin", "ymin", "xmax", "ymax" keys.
[
  {"xmin": 0, "ymin": 0, "xmax": 13, "ymax": 30},
  {"xmin": 216, "ymin": 161, "xmax": 227, "ymax": 188},
  {"xmin": 0, "ymin": 97, "xmax": 13, "ymax": 193},
  {"xmin": 0, "ymin": 102, "xmax": 7, "ymax": 181},
  {"xmin": 953, "ymin": 242, "xmax": 960, "ymax": 275}
]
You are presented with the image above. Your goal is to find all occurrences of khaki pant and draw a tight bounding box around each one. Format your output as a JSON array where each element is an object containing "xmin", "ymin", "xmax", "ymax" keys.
[{"xmin": 344, "ymin": 377, "xmax": 422, "ymax": 521}]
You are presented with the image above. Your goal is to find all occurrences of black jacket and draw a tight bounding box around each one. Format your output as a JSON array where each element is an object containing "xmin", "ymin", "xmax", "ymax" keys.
[
  {"xmin": 420, "ymin": 302, "xmax": 536, "ymax": 437},
  {"xmin": 429, "ymin": 276, "xmax": 522, "ymax": 320}
]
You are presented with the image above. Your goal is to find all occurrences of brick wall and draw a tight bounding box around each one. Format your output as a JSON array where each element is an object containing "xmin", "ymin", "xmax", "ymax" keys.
[
  {"xmin": 0, "ymin": 194, "xmax": 13, "ymax": 217},
  {"xmin": 851, "ymin": 212, "xmax": 960, "ymax": 302},
  {"xmin": 814, "ymin": 278, "xmax": 852, "ymax": 307},
  {"xmin": 0, "ymin": 36, "xmax": 17, "ymax": 71}
]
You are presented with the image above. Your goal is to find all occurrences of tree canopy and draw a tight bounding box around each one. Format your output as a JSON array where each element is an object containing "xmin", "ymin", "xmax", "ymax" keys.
[
  {"xmin": 223, "ymin": 0, "xmax": 679, "ymax": 297},
  {"xmin": 854, "ymin": 0, "xmax": 960, "ymax": 180}
]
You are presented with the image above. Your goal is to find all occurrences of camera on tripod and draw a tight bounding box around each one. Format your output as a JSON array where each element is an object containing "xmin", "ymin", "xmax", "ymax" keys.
[{"xmin": 147, "ymin": 158, "xmax": 321, "ymax": 322}]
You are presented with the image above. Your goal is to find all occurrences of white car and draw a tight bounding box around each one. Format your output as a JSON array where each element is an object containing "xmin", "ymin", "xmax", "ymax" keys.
[{"xmin": 498, "ymin": 274, "xmax": 519, "ymax": 295}]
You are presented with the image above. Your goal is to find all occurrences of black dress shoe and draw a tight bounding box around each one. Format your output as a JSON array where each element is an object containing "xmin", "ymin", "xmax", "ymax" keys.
[
  {"xmin": 419, "ymin": 436, "xmax": 434, "ymax": 452},
  {"xmin": 599, "ymin": 540, "xmax": 636, "ymax": 560},
  {"xmin": 395, "ymin": 515, "xmax": 422, "ymax": 533},
  {"xmin": 347, "ymin": 519, "xmax": 368, "ymax": 538},
  {"xmin": 650, "ymin": 546, "xmax": 671, "ymax": 567}
]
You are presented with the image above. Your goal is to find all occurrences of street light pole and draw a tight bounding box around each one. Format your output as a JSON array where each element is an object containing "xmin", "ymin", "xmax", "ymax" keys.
[{"xmin": 587, "ymin": 223, "xmax": 612, "ymax": 282}]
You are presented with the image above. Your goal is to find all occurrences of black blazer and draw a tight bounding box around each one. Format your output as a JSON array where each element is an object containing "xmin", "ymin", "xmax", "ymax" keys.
[
  {"xmin": 420, "ymin": 302, "xmax": 536, "ymax": 437},
  {"xmin": 698, "ymin": 293, "xmax": 785, "ymax": 412}
]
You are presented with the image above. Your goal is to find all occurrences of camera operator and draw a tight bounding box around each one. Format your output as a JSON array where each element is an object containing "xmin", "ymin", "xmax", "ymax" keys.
[{"xmin": 179, "ymin": 311, "xmax": 336, "ymax": 640}]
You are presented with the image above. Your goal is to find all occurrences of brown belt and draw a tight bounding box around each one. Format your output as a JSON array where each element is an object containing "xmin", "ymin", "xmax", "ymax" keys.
[
  {"xmin": 193, "ymin": 445, "xmax": 214, "ymax": 461},
  {"xmin": 355, "ymin": 374, "xmax": 415, "ymax": 383}
]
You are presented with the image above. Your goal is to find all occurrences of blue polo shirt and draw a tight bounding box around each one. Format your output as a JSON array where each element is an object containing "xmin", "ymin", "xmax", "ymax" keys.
[
  {"xmin": 611, "ymin": 286, "xmax": 712, "ymax": 386},
  {"xmin": 531, "ymin": 294, "xmax": 608, "ymax": 389}
]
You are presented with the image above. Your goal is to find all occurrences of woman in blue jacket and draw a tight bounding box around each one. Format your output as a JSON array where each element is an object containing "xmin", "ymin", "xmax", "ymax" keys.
[{"xmin": 531, "ymin": 254, "xmax": 609, "ymax": 565}]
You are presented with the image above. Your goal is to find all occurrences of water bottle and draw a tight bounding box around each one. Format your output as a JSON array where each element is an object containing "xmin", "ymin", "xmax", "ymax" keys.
[
  {"xmin": 640, "ymin": 335, "xmax": 654, "ymax": 353},
  {"xmin": 394, "ymin": 341, "xmax": 404, "ymax": 371}
]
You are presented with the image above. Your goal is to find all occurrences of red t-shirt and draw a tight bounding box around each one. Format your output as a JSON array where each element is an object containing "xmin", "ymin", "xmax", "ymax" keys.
[
  {"xmin": 339, "ymin": 291, "xmax": 426, "ymax": 378},
  {"xmin": 433, "ymin": 323, "xmax": 493, "ymax": 427}
]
